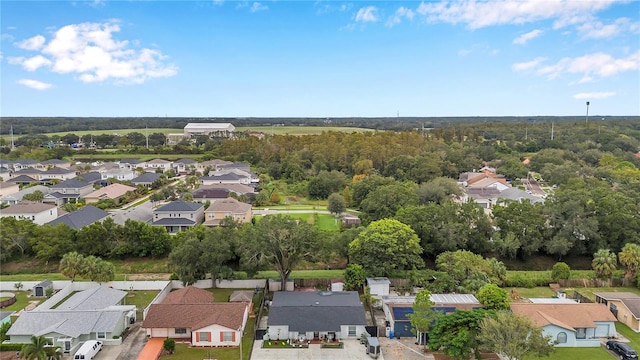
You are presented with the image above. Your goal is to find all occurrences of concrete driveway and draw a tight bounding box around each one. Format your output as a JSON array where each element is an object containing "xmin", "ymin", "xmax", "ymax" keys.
[{"xmin": 250, "ymin": 340, "xmax": 384, "ymax": 360}]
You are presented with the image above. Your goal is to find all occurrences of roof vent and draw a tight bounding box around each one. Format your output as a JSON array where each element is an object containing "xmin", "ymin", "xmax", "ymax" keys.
[{"xmin": 315, "ymin": 301, "xmax": 320, "ymax": 305}]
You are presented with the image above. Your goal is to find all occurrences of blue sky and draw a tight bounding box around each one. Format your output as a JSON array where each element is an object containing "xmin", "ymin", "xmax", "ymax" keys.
[{"xmin": 1, "ymin": 0, "xmax": 639, "ymax": 117}]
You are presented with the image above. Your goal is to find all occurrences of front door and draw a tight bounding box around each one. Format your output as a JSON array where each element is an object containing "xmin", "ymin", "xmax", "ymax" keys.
[{"xmin": 313, "ymin": 332, "xmax": 319, "ymax": 340}]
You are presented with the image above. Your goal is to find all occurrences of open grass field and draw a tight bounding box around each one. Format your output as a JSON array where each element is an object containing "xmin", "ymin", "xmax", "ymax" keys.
[
  {"xmin": 525, "ymin": 347, "xmax": 613, "ymax": 360},
  {"xmin": 1, "ymin": 125, "xmax": 374, "ymax": 142},
  {"xmin": 285, "ymin": 213, "xmax": 340, "ymax": 230}
]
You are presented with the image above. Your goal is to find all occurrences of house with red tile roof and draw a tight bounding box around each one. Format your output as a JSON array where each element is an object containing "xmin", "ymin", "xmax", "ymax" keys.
[{"xmin": 142, "ymin": 286, "xmax": 248, "ymax": 347}]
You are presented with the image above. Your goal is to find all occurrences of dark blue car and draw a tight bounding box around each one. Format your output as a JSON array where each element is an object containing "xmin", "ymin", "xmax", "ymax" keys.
[{"xmin": 607, "ymin": 340, "xmax": 638, "ymax": 360}]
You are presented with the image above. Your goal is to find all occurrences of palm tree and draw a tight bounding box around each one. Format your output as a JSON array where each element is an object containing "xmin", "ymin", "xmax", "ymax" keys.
[
  {"xmin": 59, "ymin": 252, "xmax": 85, "ymax": 282},
  {"xmin": 19, "ymin": 335, "xmax": 50, "ymax": 360},
  {"xmin": 94, "ymin": 260, "xmax": 116, "ymax": 283},
  {"xmin": 592, "ymin": 249, "xmax": 617, "ymax": 281},
  {"xmin": 44, "ymin": 346, "xmax": 62, "ymax": 360},
  {"xmin": 619, "ymin": 243, "xmax": 640, "ymax": 279},
  {"xmin": 81, "ymin": 255, "xmax": 100, "ymax": 282}
]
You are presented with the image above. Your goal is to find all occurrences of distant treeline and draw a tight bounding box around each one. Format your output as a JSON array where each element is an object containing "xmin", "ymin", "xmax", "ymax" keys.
[{"xmin": 1, "ymin": 115, "xmax": 638, "ymax": 135}]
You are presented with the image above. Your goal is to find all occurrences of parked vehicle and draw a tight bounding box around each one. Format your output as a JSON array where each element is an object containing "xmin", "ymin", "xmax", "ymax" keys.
[
  {"xmin": 73, "ymin": 340, "xmax": 103, "ymax": 360},
  {"xmin": 607, "ymin": 340, "xmax": 638, "ymax": 360}
]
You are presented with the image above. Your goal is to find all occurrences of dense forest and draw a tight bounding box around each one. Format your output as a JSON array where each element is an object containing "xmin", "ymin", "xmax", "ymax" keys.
[{"xmin": 1, "ymin": 120, "xmax": 639, "ymax": 277}]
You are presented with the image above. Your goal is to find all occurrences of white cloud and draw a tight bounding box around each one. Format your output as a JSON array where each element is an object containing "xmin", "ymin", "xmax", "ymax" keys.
[
  {"xmin": 577, "ymin": 17, "xmax": 639, "ymax": 39},
  {"xmin": 250, "ymin": 2, "xmax": 268, "ymax": 12},
  {"xmin": 9, "ymin": 21, "xmax": 177, "ymax": 84},
  {"xmin": 512, "ymin": 57, "xmax": 547, "ymax": 71},
  {"xmin": 416, "ymin": 0, "xmax": 616, "ymax": 30},
  {"xmin": 21, "ymin": 55, "xmax": 52, "ymax": 71},
  {"xmin": 213, "ymin": 0, "xmax": 224, "ymax": 5},
  {"xmin": 573, "ymin": 92, "xmax": 616, "ymax": 99},
  {"xmin": 386, "ymin": 6, "xmax": 415, "ymax": 27},
  {"xmin": 355, "ymin": 6, "xmax": 378, "ymax": 23},
  {"xmin": 16, "ymin": 35, "xmax": 46, "ymax": 50},
  {"xmin": 513, "ymin": 29, "xmax": 542, "ymax": 45},
  {"xmin": 17, "ymin": 79, "xmax": 52, "ymax": 90},
  {"xmin": 515, "ymin": 51, "xmax": 640, "ymax": 82}
]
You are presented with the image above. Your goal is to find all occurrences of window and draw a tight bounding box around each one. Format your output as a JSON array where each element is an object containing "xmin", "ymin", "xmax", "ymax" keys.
[
  {"xmin": 557, "ymin": 332, "xmax": 567, "ymax": 344},
  {"xmin": 576, "ymin": 328, "xmax": 586, "ymax": 339},
  {"xmin": 97, "ymin": 332, "xmax": 106, "ymax": 339},
  {"xmin": 198, "ymin": 332, "xmax": 210, "ymax": 342},
  {"xmin": 175, "ymin": 328, "xmax": 187, "ymax": 334},
  {"xmin": 222, "ymin": 331, "xmax": 233, "ymax": 341},
  {"xmin": 348, "ymin": 326, "xmax": 356, "ymax": 337},
  {"xmin": 190, "ymin": 213, "xmax": 193, "ymax": 218}
]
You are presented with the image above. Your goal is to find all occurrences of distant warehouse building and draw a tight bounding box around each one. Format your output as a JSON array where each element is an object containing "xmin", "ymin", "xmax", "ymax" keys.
[{"xmin": 184, "ymin": 123, "xmax": 235, "ymax": 138}]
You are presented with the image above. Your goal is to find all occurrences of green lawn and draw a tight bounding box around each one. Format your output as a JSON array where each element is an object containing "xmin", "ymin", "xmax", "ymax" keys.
[
  {"xmin": 512, "ymin": 287, "xmax": 557, "ymax": 299},
  {"xmin": 123, "ymin": 290, "xmax": 160, "ymax": 321},
  {"xmin": 615, "ymin": 322, "xmax": 640, "ymax": 350},
  {"xmin": 285, "ymin": 213, "xmax": 340, "ymax": 230},
  {"xmin": 255, "ymin": 269, "xmax": 344, "ymax": 279},
  {"xmin": 2, "ymin": 291, "xmax": 45, "ymax": 312},
  {"xmin": 525, "ymin": 347, "xmax": 613, "ymax": 360}
]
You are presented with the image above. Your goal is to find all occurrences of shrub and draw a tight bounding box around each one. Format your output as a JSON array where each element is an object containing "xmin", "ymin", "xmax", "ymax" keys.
[
  {"xmin": 551, "ymin": 262, "xmax": 571, "ymax": 281},
  {"xmin": 0, "ymin": 344, "xmax": 23, "ymax": 351},
  {"xmin": 163, "ymin": 338, "xmax": 175, "ymax": 354}
]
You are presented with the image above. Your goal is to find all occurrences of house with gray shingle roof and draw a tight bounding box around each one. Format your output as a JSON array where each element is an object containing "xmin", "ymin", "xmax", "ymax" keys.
[
  {"xmin": 41, "ymin": 159, "xmax": 71, "ymax": 169},
  {"xmin": 266, "ymin": 291, "xmax": 367, "ymax": 342},
  {"xmin": 199, "ymin": 172, "xmax": 248, "ymax": 186},
  {"xmin": 6, "ymin": 285, "xmax": 136, "ymax": 354},
  {"xmin": 47, "ymin": 206, "xmax": 110, "ymax": 230},
  {"xmin": 50, "ymin": 179, "xmax": 94, "ymax": 203},
  {"xmin": 173, "ymin": 158, "xmax": 198, "ymax": 174},
  {"xmin": 131, "ymin": 172, "xmax": 161, "ymax": 187},
  {"xmin": 152, "ymin": 201, "xmax": 204, "ymax": 233},
  {"xmin": 0, "ymin": 166, "xmax": 12, "ymax": 181},
  {"xmin": 595, "ymin": 292, "xmax": 640, "ymax": 332},
  {"xmin": 6, "ymin": 174, "xmax": 37, "ymax": 185}
]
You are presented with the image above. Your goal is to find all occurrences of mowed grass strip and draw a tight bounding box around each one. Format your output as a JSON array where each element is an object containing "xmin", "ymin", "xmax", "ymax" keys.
[{"xmin": 524, "ymin": 347, "xmax": 613, "ymax": 360}]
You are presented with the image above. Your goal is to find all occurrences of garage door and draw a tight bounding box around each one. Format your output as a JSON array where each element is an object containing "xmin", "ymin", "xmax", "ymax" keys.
[
  {"xmin": 595, "ymin": 323, "xmax": 610, "ymax": 337},
  {"xmin": 151, "ymin": 328, "xmax": 168, "ymax": 338}
]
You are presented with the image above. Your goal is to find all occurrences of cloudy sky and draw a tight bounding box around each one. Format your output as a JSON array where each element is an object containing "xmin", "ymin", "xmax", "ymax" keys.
[{"xmin": 1, "ymin": 0, "xmax": 638, "ymax": 117}]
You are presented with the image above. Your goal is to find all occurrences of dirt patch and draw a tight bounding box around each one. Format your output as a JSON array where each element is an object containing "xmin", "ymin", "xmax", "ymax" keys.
[
  {"xmin": 127, "ymin": 273, "xmax": 171, "ymax": 281},
  {"xmin": 0, "ymin": 351, "xmax": 20, "ymax": 360}
]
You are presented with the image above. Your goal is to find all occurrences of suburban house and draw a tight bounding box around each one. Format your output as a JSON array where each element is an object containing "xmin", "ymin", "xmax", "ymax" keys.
[
  {"xmin": 195, "ymin": 159, "xmax": 233, "ymax": 174},
  {"xmin": 11, "ymin": 159, "xmax": 41, "ymax": 171},
  {"xmin": 191, "ymin": 187, "xmax": 230, "ymax": 202},
  {"xmin": 144, "ymin": 159, "xmax": 173, "ymax": 173},
  {"xmin": 204, "ymin": 198, "xmax": 252, "ymax": 226},
  {"xmin": 266, "ymin": 291, "xmax": 367, "ymax": 342},
  {"xmin": 510, "ymin": 303, "xmax": 617, "ymax": 347},
  {"xmin": 367, "ymin": 277, "xmax": 391, "ymax": 297},
  {"xmin": 49, "ymin": 179, "xmax": 94, "ymax": 204},
  {"xmin": 173, "ymin": 158, "xmax": 198, "ymax": 174},
  {"xmin": 99, "ymin": 168, "xmax": 136, "ymax": 182},
  {"xmin": 152, "ymin": 201, "xmax": 204, "ymax": 233},
  {"xmin": 6, "ymin": 285, "xmax": 136, "ymax": 354},
  {"xmin": 41, "ymin": 159, "xmax": 72, "ymax": 169},
  {"xmin": 143, "ymin": 286, "xmax": 248, "ymax": 347},
  {"xmin": 84, "ymin": 183, "xmax": 136, "ymax": 205},
  {"xmin": 118, "ymin": 158, "xmax": 146, "ymax": 170},
  {"xmin": 595, "ymin": 292, "xmax": 640, "ymax": 332},
  {"xmin": 10, "ymin": 168, "xmax": 43, "ymax": 181},
  {"xmin": 6, "ymin": 174, "xmax": 37, "ymax": 186},
  {"xmin": 38, "ymin": 167, "xmax": 77, "ymax": 182},
  {"xmin": 199, "ymin": 172, "xmax": 250, "ymax": 186},
  {"xmin": 0, "ymin": 202, "xmax": 60, "ymax": 225},
  {"xmin": 47, "ymin": 206, "xmax": 111, "ymax": 230},
  {"xmin": 0, "ymin": 182, "xmax": 19, "ymax": 197},
  {"xmin": 1, "ymin": 185, "xmax": 52, "ymax": 205},
  {"xmin": 183, "ymin": 123, "xmax": 235, "ymax": 138},
  {"xmin": 131, "ymin": 172, "xmax": 161, "ymax": 188},
  {"xmin": 195, "ymin": 184, "xmax": 256, "ymax": 197},
  {"xmin": 0, "ymin": 165, "xmax": 13, "ymax": 180},
  {"xmin": 382, "ymin": 294, "xmax": 483, "ymax": 339}
]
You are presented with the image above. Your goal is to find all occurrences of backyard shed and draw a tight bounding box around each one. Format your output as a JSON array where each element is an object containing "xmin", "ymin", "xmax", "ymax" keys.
[
  {"xmin": 367, "ymin": 277, "xmax": 390, "ymax": 296},
  {"xmin": 33, "ymin": 280, "xmax": 53, "ymax": 297}
]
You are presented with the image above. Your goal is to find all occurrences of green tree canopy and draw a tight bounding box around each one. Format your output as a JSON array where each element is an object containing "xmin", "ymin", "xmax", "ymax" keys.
[
  {"xmin": 428, "ymin": 309, "xmax": 493, "ymax": 360},
  {"xmin": 240, "ymin": 215, "xmax": 318, "ymax": 291},
  {"xmin": 476, "ymin": 283, "xmax": 509, "ymax": 310},
  {"xmin": 619, "ymin": 243, "xmax": 640, "ymax": 279},
  {"xmin": 348, "ymin": 219, "xmax": 424, "ymax": 276},
  {"xmin": 407, "ymin": 289, "xmax": 440, "ymax": 351},
  {"xmin": 592, "ymin": 248, "xmax": 617, "ymax": 280},
  {"xmin": 478, "ymin": 310, "xmax": 554, "ymax": 360}
]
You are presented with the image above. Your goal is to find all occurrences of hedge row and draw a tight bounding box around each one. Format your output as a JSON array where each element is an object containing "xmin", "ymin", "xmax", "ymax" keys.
[{"xmin": 0, "ymin": 343, "xmax": 24, "ymax": 351}]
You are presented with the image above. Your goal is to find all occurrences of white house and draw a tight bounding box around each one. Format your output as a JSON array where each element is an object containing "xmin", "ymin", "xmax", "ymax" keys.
[
  {"xmin": 0, "ymin": 202, "xmax": 60, "ymax": 225},
  {"xmin": 184, "ymin": 123, "xmax": 235, "ymax": 138}
]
